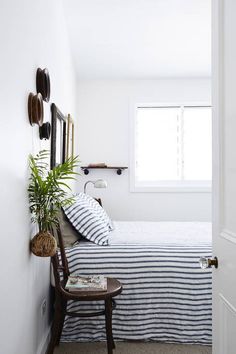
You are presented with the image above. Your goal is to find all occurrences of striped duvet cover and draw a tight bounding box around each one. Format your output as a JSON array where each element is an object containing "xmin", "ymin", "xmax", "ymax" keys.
[{"xmin": 61, "ymin": 221, "xmax": 212, "ymax": 345}]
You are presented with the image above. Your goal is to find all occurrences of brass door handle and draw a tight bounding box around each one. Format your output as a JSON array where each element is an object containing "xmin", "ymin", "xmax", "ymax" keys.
[{"xmin": 199, "ymin": 257, "xmax": 218, "ymax": 269}]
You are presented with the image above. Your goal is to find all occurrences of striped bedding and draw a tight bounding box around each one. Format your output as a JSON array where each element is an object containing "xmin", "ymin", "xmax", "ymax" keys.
[{"xmin": 61, "ymin": 221, "xmax": 212, "ymax": 345}]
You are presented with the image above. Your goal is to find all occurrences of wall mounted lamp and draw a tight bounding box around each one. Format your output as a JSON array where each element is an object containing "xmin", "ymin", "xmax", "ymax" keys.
[{"xmin": 84, "ymin": 179, "xmax": 108, "ymax": 194}]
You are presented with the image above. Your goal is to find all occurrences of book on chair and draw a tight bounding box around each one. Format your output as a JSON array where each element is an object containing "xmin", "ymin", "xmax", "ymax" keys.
[{"xmin": 65, "ymin": 274, "xmax": 107, "ymax": 292}]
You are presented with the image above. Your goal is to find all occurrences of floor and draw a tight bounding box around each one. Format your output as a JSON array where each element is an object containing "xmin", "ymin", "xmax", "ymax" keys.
[{"xmin": 54, "ymin": 342, "xmax": 212, "ymax": 354}]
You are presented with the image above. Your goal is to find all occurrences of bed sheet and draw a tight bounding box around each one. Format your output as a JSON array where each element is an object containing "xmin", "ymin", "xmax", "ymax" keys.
[
  {"xmin": 109, "ymin": 221, "xmax": 211, "ymax": 245},
  {"xmin": 61, "ymin": 221, "xmax": 212, "ymax": 345}
]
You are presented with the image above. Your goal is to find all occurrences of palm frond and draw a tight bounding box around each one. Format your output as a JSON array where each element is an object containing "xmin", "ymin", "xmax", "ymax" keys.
[{"xmin": 28, "ymin": 150, "xmax": 80, "ymax": 232}]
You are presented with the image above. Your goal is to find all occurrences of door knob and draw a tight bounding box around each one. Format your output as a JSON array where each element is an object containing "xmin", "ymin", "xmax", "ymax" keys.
[{"xmin": 199, "ymin": 257, "xmax": 218, "ymax": 269}]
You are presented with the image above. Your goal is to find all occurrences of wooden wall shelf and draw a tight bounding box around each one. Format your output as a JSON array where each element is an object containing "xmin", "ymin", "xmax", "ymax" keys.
[{"xmin": 81, "ymin": 166, "xmax": 128, "ymax": 175}]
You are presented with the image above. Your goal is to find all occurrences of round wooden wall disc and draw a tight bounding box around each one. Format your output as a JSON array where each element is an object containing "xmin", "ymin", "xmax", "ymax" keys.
[
  {"xmin": 36, "ymin": 68, "xmax": 51, "ymax": 102},
  {"xmin": 28, "ymin": 92, "xmax": 44, "ymax": 126},
  {"xmin": 39, "ymin": 122, "xmax": 51, "ymax": 140}
]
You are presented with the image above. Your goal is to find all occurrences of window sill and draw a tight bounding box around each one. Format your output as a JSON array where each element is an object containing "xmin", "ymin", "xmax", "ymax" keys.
[{"xmin": 130, "ymin": 184, "xmax": 212, "ymax": 193}]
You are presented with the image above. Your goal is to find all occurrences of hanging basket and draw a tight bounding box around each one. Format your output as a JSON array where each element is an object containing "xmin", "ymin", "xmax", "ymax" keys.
[{"xmin": 30, "ymin": 231, "xmax": 57, "ymax": 257}]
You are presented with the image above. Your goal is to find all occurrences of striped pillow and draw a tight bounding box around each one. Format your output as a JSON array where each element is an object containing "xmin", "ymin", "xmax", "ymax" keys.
[
  {"xmin": 63, "ymin": 193, "xmax": 111, "ymax": 245},
  {"xmin": 80, "ymin": 193, "xmax": 113, "ymax": 231}
]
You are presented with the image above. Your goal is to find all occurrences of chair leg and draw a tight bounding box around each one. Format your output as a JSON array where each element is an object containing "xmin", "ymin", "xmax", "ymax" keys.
[
  {"xmin": 46, "ymin": 296, "xmax": 64, "ymax": 354},
  {"xmin": 55, "ymin": 299, "xmax": 67, "ymax": 345},
  {"xmin": 105, "ymin": 297, "xmax": 114, "ymax": 354}
]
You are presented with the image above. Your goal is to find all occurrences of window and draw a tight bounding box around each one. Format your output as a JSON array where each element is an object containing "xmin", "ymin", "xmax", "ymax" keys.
[{"xmin": 131, "ymin": 104, "xmax": 212, "ymax": 192}]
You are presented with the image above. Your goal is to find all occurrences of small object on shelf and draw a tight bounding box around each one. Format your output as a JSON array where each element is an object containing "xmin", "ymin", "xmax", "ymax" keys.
[
  {"xmin": 66, "ymin": 274, "xmax": 107, "ymax": 292},
  {"xmin": 81, "ymin": 166, "xmax": 128, "ymax": 175},
  {"xmin": 39, "ymin": 122, "xmax": 51, "ymax": 140},
  {"xmin": 88, "ymin": 163, "xmax": 107, "ymax": 168},
  {"xmin": 36, "ymin": 68, "xmax": 51, "ymax": 102}
]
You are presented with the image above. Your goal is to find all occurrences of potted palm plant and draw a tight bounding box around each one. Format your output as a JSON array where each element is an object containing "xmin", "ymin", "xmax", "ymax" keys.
[{"xmin": 28, "ymin": 150, "xmax": 79, "ymax": 257}]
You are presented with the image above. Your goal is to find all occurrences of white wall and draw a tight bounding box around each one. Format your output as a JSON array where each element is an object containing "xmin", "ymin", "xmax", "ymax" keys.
[
  {"xmin": 0, "ymin": 1, "xmax": 76, "ymax": 354},
  {"xmin": 77, "ymin": 79, "xmax": 212, "ymax": 221}
]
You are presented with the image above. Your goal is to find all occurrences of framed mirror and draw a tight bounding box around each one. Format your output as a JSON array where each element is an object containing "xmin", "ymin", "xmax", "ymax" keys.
[
  {"xmin": 66, "ymin": 114, "xmax": 74, "ymax": 160},
  {"xmin": 51, "ymin": 103, "xmax": 66, "ymax": 169}
]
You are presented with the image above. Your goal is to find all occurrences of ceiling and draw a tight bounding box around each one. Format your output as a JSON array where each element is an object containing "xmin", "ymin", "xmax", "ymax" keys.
[{"xmin": 63, "ymin": 0, "xmax": 211, "ymax": 79}]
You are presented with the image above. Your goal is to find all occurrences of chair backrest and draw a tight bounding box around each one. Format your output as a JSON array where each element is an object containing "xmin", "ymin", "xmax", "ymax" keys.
[{"xmin": 51, "ymin": 223, "xmax": 70, "ymax": 290}]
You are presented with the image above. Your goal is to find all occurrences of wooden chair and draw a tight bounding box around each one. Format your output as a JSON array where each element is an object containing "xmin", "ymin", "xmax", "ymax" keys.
[{"xmin": 46, "ymin": 226, "xmax": 122, "ymax": 354}]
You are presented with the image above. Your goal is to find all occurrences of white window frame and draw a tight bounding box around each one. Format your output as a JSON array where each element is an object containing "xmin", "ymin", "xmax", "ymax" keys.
[{"xmin": 130, "ymin": 102, "xmax": 212, "ymax": 193}]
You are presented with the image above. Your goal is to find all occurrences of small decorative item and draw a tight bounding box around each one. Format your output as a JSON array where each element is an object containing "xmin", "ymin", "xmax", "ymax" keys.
[
  {"xmin": 66, "ymin": 114, "xmax": 74, "ymax": 160},
  {"xmin": 30, "ymin": 231, "xmax": 57, "ymax": 257},
  {"xmin": 51, "ymin": 103, "xmax": 66, "ymax": 169},
  {"xmin": 39, "ymin": 122, "xmax": 51, "ymax": 140},
  {"xmin": 36, "ymin": 68, "xmax": 51, "ymax": 102},
  {"xmin": 28, "ymin": 150, "xmax": 79, "ymax": 257},
  {"xmin": 28, "ymin": 92, "xmax": 44, "ymax": 126}
]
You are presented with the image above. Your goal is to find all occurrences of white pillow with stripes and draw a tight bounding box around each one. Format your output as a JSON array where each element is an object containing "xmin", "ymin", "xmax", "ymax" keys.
[
  {"xmin": 63, "ymin": 193, "xmax": 111, "ymax": 245},
  {"xmin": 82, "ymin": 193, "xmax": 113, "ymax": 230}
]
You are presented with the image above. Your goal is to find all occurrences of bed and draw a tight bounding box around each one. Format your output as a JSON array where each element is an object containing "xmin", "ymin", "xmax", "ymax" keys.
[{"xmin": 60, "ymin": 220, "xmax": 212, "ymax": 345}]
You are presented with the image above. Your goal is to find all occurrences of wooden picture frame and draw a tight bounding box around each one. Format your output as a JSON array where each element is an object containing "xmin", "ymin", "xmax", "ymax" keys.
[
  {"xmin": 66, "ymin": 114, "xmax": 74, "ymax": 160},
  {"xmin": 51, "ymin": 103, "xmax": 66, "ymax": 169}
]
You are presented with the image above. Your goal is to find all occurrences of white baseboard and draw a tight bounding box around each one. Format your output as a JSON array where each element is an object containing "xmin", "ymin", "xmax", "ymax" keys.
[{"xmin": 37, "ymin": 324, "xmax": 52, "ymax": 354}]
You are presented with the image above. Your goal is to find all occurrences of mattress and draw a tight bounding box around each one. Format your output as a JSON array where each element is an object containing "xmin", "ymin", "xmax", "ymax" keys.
[{"xmin": 61, "ymin": 221, "xmax": 212, "ymax": 345}]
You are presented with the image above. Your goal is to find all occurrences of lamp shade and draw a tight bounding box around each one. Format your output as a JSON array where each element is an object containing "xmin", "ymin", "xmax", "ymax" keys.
[
  {"xmin": 94, "ymin": 179, "xmax": 108, "ymax": 188},
  {"xmin": 84, "ymin": 179, "xmax": 108, "ymax": 193}
]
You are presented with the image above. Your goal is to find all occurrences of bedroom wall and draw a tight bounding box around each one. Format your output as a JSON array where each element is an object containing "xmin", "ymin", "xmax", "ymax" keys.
[
  {"xmin": 0, "ymin": 1, "xmax": 76, "ymax": 354},
  {"xmin": 76, "ymin": 78, "xmax": 212, "ymax": 221}
]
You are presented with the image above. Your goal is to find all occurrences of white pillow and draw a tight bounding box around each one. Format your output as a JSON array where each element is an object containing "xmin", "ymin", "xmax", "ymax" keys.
[{"xmin": 63, "ymin": 193, "xmax": 112, "ymax": 245}]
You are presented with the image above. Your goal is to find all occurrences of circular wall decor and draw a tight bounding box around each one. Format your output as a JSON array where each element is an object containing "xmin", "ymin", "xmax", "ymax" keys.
[
  {"xmin": 39, "ymin": 122, "xmax": 51, "ymax": 140},
  {"xmin": 36, "ymin": 68, "xmax": 51, "ymax": 102},
  {"xmin": 28, "ymin": 92, "xmax": 44, "ymax": 126}
]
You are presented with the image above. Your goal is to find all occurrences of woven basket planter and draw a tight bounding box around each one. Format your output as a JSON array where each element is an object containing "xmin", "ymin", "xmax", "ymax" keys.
[{"xmin": 31, "ymin": 231, "xmax": 57, "ymax": 257}]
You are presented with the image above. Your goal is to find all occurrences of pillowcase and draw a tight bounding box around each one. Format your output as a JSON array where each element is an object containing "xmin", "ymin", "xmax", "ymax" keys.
[
  {"xmin": 81, "ymin": 193, "xmax": 113, "ymax": 230},
  {"xmin": 63, "ymin": 193, "xmax": 112, "ymax": 245},
  {"xmin": 57, "ymin": 209, "xmax": 82, "ymax": 248}
]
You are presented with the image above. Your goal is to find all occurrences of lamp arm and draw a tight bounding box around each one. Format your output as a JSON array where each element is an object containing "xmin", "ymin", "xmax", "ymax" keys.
[{"xmin": 84, "ymin": 180, "xmax": 94, "ymax": 193}]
